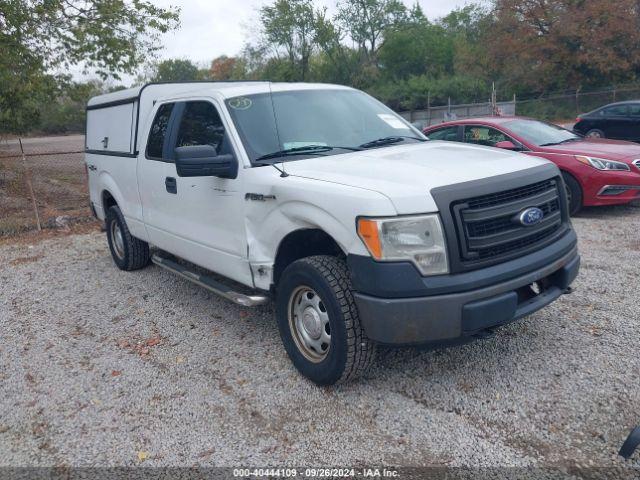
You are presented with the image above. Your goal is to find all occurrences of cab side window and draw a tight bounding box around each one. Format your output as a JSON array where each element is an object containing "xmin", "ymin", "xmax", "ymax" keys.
[
  {"xmin": 464, "ymin": 126, "xmax": 508, "ymax": 147},
  {"xmin": 146, "ymin": 103, "xmax": 175, "ymax": 160},
  {"xmin": 427, "ymin": 126, "xmax": 459, "ymax": 141},
  {"xmin": 176, "ymin": 101, "xmax": 228, "ymax": 154}
]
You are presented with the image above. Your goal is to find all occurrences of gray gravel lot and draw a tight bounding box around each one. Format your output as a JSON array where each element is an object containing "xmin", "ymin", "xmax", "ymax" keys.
[{"xmin": 0, "ymin": 205, "xmax": 639, "ymax": 470}]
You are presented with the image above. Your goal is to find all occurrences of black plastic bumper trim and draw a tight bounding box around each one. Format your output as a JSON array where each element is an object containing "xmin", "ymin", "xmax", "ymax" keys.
[
  {"xmin": 348, "ymin": 228, "xmax": 577, "ymax": 299},
  {"xmin": 353, "ymin": 250, "xmax": 579, "ymax": 345}
]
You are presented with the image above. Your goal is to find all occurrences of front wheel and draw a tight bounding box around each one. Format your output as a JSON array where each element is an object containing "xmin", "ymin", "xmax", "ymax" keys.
[
  {"xmin": 275, "ymin": 256, "xmax": 376, "ymax": 385},
  {"xmin": 561, "ymin": 172, "xmax": 583, "ymax": 216}
]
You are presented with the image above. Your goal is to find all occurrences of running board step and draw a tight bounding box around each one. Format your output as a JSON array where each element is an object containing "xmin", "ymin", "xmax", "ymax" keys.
[{"xmin": 151, "ymin": 254, "xmax": 269, "ymax": 307}]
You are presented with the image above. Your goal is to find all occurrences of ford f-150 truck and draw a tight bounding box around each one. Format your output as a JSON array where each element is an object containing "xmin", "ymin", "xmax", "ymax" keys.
[{"xmin": 85, "ymin": 82, "xmax": 580, "ymax": 385}]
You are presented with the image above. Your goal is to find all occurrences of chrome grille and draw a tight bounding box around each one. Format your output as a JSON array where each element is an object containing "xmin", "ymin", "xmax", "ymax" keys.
[{"xmin": 452, "ymin": 179, "xmax": 564, "ymax": 263}]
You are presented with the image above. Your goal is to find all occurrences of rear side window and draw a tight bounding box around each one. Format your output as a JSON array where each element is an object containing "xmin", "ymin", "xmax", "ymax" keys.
[
  {"xmin": 601, "ymin": 105, "xmax": 628, "ymax": 116},
  {"xmin": 176, "ymin": 101, "xmax": 227, "ymax": 154},
  {"xmin": 629, "ymin": 104, "xmax": 640, "ymax": 116},
  {"xmin": 146, "ymin": 103, "xmax": 175, "ymax": 159},
  {"xmin": 427, "ymin": 126, "xmax": 458, "ymax": 141}
]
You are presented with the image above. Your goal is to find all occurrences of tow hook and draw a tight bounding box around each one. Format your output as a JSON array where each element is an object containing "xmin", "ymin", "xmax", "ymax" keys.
[{"xmin": 562, "ymin": 286, "xmax": 574, "ymax": 295}]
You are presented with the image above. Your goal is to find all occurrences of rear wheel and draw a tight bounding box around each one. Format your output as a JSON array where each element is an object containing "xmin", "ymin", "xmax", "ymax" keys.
[
  {"xmin": 561, "ymin": 172, "xmax": 583, "ymax": 216},
  {"xmin": 275, "ymin": 256, "xmax": 376, "ymax": 385},
  {"xmin": 585, "ymin": 128, "xmax": 605, "ymax": 139},
  {"xmin": 105, "ymin": 205, "xmax": 150, "ymax": 271}
]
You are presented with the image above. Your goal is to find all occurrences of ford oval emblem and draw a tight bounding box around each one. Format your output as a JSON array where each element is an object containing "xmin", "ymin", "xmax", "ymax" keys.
[{"xmin": 518, "ymin": 207, "xmax": 544, "ymax": 226}]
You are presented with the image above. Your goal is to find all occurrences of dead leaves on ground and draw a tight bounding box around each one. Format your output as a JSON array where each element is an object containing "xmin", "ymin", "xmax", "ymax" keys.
[
  {"xmin": 117, "ymin": 335, "xmax": 163, "ymax": 357},
  {"xmin": 137, "ymin": 450, "xmax": 149, "ymax": 462},
  {"xmin": 9, "ymin": 254, "xmax": 43, "ymax": 266}
]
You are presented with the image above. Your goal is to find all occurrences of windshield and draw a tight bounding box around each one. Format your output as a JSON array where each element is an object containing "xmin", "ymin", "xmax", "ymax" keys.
[
  {"xmin": 225, "ymin": 88, "xmax": 425, "ymax": 162},
  {"xmin": 504, "ymin": 119, "xmax": 581, "ymax": 146}
]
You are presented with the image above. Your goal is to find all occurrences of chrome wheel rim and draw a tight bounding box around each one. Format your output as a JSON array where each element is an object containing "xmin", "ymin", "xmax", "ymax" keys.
[
  {"xmin": 288, "ymin": 286, "xmax": 331, "ymax": 362},
  {"xmin": 110, "ymin": 220, "xmax": 125, "ymax": 260},
  {"xmin": 587, "ymin": 130, "xmax": 602, "ymax": 138}
]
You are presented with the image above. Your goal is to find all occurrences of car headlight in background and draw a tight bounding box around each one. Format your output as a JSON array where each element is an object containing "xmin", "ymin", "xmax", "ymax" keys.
[
  {"xmin": 575, "ymin": 155, "xmax": 630, "ymax": 171},
  {"xmin": 357, "ymin": 214, "xmax": 448, "ymax": 275}
]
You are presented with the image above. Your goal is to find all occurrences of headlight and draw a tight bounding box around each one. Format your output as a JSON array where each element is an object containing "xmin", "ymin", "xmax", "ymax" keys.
[
  {"xmin": 575, "ymin": 155, "xmax": 630, "ymax": 171},
  {"xmin": 357, "ymin": 214, "xmax": 448, "ymax": 275}
]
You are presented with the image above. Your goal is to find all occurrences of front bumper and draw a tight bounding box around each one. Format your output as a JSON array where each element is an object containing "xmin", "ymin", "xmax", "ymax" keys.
[
  {"xmin": 349, "ymin": 231, "xmax": 580, "ymax": 345},
  {"xmin": 581, "ymin": 167, "xmax": 640, "ymax": 206}
]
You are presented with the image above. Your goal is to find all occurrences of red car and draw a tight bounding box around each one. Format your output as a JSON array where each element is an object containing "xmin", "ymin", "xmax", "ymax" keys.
[{"xmin": 424, "ymin": 117, "xmax": 640, "ymax": 214}]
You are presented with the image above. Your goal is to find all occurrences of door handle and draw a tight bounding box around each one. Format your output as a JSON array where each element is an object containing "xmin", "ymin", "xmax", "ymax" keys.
[{"xmin": 165, "ymin": 177, "xmax": 177, "ymax": 194}]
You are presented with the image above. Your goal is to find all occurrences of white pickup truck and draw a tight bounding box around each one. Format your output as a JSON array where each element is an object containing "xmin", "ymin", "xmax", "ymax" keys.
[{"xmin": 86, "ymin": 82, "xmax": 580, "ymax": 385}]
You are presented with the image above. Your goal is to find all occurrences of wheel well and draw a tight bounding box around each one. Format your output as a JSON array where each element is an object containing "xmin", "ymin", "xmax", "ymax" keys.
[
  {"xmin": 273, "ymin": 229, "xmax": 344, "ymax": 285},
  {"xmin": 102, "ymin": 190, "xmax": 117, "ymax": 211}
]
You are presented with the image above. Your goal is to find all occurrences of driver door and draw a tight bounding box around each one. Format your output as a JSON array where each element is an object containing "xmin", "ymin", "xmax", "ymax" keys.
[{"xmin": 138, "ymin": 98, "xmax": 251, "ymax": 285}]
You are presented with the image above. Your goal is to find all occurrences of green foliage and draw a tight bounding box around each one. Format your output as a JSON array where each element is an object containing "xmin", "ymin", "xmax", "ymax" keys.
[
  {"xmin": 0, "ymin": 0, "xmax": 180, "ymax": 134},
  {"xmin": 8, "ymin": 0, "xmax": 640, "ymax": 135},
  {"xmin": 378, "ymin": 22, "xmax": 455, "ymax": 79},
  {"xmin": 369, "ymin": 74, "xmax": 491, "ymax": 110},
  {"xmin": 1, "ymin": 0, "xmax": 180, "ymax": 79},
  {"xmin": 260, "ymin": 0, "xmax": 318, "ymax": 80},
  {"xmin": 152, "ymin": 59, "xmax": 202, "ymax": 83},
  {"xmin": 38, "ymin": 81, "xmax": 105, "ymax": 134},
  {"xmin": 336, "ymin": 0, "xmax": 407, "ymax": 60}
]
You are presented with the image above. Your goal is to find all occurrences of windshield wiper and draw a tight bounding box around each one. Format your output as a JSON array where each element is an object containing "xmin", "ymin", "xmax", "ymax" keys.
[
  {"xmin": 539, "ymin": 137, "xmax": 581, "ymax": 146},
  {"xmin": 255, "ymin": 145, "xmax": 362, "ymax": 162},
  {"xmin": 359, "ymin": 135, "xmax": 426, "ymax": 149}
]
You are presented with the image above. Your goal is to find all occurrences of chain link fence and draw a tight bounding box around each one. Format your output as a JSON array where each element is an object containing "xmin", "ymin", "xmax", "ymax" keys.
[
  {"xmin": 515, "ymin": 85, "xmax": 640, "ymax": 121},
  {"xmin": 400, "ymin": 85, "xmax": 640, "ymax": 128},
  {"xmin": 399, "ymin": 100, "xmax": 516, "ymax": 129},
  {"xmin": 0, "ymin": 135, "xmax": 95, "ymax": 236}
]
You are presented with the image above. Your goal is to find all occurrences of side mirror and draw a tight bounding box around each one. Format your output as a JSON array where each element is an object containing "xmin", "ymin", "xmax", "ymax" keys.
[
  {"xmin": 494, "ymin": 140, "xmax": 520, "ymax": 151},
  {"xmin": 174, "ymin": 145, "xmax": 238, "ymax": 179}
]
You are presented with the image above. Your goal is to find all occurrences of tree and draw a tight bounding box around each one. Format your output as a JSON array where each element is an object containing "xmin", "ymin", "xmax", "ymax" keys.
[
  {"xmin": 0, "ymin": 0, "xmax": 180, "ymax": 134},
  {"xmin": 379, "ymin": 21, "xmax": 455, "ymax": 79},
  {"xmin": 336, "ymin": 0, "xmax": 407, "ymax": 62},
  {"xmin": 153, "ymin": 59, "xmax": 201, "ymax": 82},
  {"xmin": 312, "ymin": 7, "xmax": 359, "ymax": 84},
  {"xmin": 438, "ymin": 5, "xmax": 493, "ymax": 85},
  {"xmin": 260, "ymin": 0, "xmax": 318, "ymax": 81},
  {"xmin": 485, "ymin": 0, "xmax": 640, "ymax": 93},
  {"xmin": 209, "ymin": 55, "xmax": 246, "ymax": 81},
  {"xmin": 0, "ymin": 1, "xmax": 180, "ymax": 79}
]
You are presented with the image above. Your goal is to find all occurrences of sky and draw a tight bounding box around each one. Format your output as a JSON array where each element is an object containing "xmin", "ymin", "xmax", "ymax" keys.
[{"xmin": 76, "ymin": 0, "xmax": 472, "ymax": 85}]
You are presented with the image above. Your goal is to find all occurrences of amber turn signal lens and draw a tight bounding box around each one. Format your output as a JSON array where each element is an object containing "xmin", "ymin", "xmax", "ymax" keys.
[{"xmin": 357, "ymin": 219, "xmax": 382, "ymax": 259}]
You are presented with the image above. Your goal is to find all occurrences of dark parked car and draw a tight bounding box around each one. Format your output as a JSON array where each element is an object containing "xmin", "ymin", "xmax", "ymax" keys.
[{"xmin": 574, "ymin": 101, "xmax": 640, "ymax": 141}]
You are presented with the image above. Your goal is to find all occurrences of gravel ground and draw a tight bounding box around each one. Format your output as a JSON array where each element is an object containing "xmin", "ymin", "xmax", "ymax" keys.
[{"xmin": 0, "ymin": 205, "xmax": 639, "ymax": 471}]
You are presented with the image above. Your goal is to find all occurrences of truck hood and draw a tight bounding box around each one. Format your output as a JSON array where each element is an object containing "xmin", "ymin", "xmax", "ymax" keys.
[
  {"xmin": 538, "ymin": 138, "xmax": 640, "ymax": 162},
  {"xmin": 282, "ymin": 141, "xmax": 551, "ymax": 214}
]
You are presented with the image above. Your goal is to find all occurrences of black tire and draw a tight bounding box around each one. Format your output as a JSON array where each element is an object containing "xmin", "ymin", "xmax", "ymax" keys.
[
  {"xmin": 275, "ymin": 255, "xmax": 376, "ymax": 385},
  {"xmin": 561, "ymin": 172, "xmax": 583, "ymax": 216},
  {"xmin": 585, "ymin": 128, "xmax": 605, "ymax": 139},
  {"xmin": 105, "ymin": 205, "xmax": 150, "ymax": 271}
]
